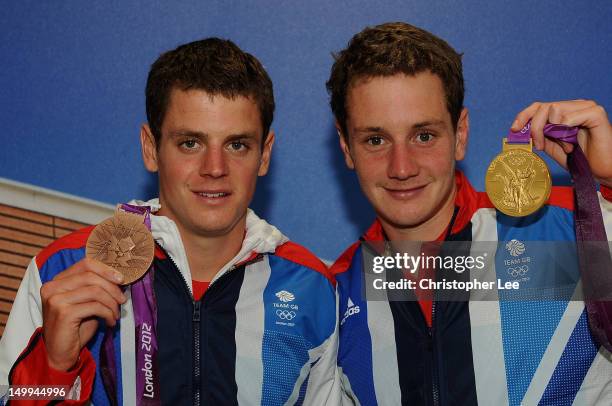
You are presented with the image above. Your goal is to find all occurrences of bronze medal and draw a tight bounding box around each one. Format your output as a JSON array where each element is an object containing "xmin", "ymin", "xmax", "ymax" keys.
[
  {"xmin": 86, "ymin": 211, "xmax": 155, "ymax": 285},
  {"xmin": 485, "ymin": 138, "xmax": 551, "ymax": 217}
]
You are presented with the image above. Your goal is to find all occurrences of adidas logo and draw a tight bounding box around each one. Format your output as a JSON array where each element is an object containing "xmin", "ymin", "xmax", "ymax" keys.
[{"xmin": 340, "ymin": 297, "xmax": 360, "ymax": 326}]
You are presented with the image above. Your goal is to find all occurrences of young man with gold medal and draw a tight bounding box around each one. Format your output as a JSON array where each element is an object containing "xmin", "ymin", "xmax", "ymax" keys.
[{"xmin": 329, "ymin": 22, "xmax": 612, "ymax": 405}]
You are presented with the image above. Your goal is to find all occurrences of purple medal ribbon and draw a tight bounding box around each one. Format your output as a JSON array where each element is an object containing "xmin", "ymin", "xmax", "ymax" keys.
[
  {"xmin": 508, "ymin": 122, "xmax": 612, "ymax": 352},
  {"xmin": 100, "ymin": 204, "xmax": 160, "ymax": 405}
]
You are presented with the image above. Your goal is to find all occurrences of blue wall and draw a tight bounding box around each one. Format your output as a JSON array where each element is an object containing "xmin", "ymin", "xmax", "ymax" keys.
[{"xmin": 1, "ymin": 1, "xmax": 611, "ymax": 260}]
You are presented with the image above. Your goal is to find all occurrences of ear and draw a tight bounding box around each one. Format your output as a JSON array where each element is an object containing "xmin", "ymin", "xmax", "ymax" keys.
[
  {"xmin": 336, "ymin": 120, "xmax": 355, "ymax": 170},
  {"xmin": 454, "ymin": 108, "xmax": 469, "ymax": 161},
  {"xmin": 258, "ymin": 130, "xmax": 275, "ymax": 176},
  {"xmin": 140, "ymin": 124, "xmax": 159, "ymax": 172}
]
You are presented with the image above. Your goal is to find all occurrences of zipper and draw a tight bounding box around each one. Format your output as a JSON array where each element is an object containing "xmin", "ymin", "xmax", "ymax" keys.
[
  {"xmin": 160, "ymin": 247, "xmax": 203, "ymax": 406},
  {"xmin": 193, "ymin": 300, "xmax": 201, "ymax": 406},
  {"xmin": 158, "ymin": 244, "xmax": 261, "ymax": 406},
  {"xmin": 430, "ymin": 299, "xmax": 439, "ymax": 406},
  {"xmin": 430, "ymin": 206, "xmax": 457, "ymax": 406}
]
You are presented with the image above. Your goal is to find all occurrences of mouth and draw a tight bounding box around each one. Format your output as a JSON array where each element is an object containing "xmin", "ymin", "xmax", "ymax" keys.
[
  {"xmin": 193, "ymin": 190, "xmax": 232, "ymax": 203},
  {"xmin": 196, "ymin": 192, "xmax": 230, "ymax": 198},
  {"xmin": 383, "ymin": 184, "xmax": 427, "ymax": 200}
]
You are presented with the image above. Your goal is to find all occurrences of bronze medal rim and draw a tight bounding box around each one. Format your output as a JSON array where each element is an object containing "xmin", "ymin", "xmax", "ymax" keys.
[
  {"xmin": 85, "ymin": 212, "xmax": 155, "ymax": 285},
  {"xmin": 485, "ymin": 149, "xmax": 552, "ymax": 217}
]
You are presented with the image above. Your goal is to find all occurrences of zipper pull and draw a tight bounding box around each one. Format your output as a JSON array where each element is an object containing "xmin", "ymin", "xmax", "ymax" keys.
[{"xmin": 193, "ymin": 300, "xmax": 201, "ymax": 322}]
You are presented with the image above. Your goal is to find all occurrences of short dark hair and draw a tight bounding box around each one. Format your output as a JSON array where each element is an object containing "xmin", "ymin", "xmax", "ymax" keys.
[
  {"xmin": 146, "ymin": 38, "xmax": 275, "ymax": 144},
  {"xmin": 326, "ymin": 22, "xmax": 464, "ymax": 136}
]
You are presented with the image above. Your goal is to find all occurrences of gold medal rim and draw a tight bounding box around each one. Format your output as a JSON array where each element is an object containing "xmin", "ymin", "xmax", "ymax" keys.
[
  {"xmin": 85, "ymin": 212, "xmax": 155, "ymax": 285},
  {"xmin": 485, "ymin": 149, "xmax": 552, "ymax": 217}
]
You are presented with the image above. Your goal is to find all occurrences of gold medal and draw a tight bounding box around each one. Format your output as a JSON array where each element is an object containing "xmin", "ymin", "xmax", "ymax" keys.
[
  {"xmin": 86, "ymin": 211, "xmax": 155, "ymax": 285},
  {"xmin": 485, "ymin": 138, "xmax": 551, "ymax": 217}
]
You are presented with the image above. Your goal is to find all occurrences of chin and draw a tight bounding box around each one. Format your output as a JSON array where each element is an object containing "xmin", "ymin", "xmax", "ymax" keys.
[
  {"xmin": 193, "ymin": 225, "xmax": 234, "ymax": 237},
  {"xmin": 192, "ymin": 214, "xmax": 243, "ymax": 236},
  {"xmin": 380, "ymin": 208, "xmax": 432, "ymax": 230}
]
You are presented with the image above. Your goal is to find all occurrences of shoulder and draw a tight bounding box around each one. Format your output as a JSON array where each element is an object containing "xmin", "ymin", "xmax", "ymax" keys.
[
  {"xmin": 272, "ymin": 241, "xmax": 335, "ymax": 287},
  {"xmin": 329, "ymin": 241, "xmax": 361, "ymax": 277},
  {"xmin": 35, "ymin": 226, "xmax": 95, "ymax": 281}
]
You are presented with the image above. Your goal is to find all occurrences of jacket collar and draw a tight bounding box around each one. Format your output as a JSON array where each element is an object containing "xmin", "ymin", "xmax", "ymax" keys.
[
  {"xmin": 127, "ymin": 198, "xmax": 289, "ymax": 289},
  {"xmin": 362, "ymin": 170, "xmax": 482, "ymax": 242}
]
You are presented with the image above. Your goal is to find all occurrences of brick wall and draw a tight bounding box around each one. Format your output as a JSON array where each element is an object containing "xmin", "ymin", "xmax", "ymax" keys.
[{"xmin": 0, "ymin": 203, "xmax": 88, "ymax": 338}]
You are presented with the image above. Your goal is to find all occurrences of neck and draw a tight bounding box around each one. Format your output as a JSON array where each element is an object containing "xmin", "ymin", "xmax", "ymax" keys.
[
  {"xmin": 162, "ymin": 213, "xmax": 247, "ymax": 282},
  {"xmin": 381, "ymin": 187, "xmax": 457, "ymax": 242}
]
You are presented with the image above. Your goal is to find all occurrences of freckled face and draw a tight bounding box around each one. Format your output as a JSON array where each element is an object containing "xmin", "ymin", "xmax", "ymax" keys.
[
  {"xmin": 142, "ymin": 89, "xmax": 273, "ymax": 238},
  {"xmin": 339, "ymin": 72, "xmax": 467, "ymax": 232}
]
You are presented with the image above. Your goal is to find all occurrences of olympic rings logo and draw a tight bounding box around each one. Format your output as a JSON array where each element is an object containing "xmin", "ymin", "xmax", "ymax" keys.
[
  {"xmin": 276, "ymin": 310, "xmax": 296, "ymax": 320},
  {"xmin": 508, "ymin": 265, "xmax": 528, "ymax": 278}
]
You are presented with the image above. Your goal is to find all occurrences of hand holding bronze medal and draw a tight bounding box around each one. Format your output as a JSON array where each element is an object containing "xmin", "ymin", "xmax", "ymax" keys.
[
  {"xmin": 86, "ymin": 211, "xmax": 155, "ymax": 285},
  {"xmin": 91, "ymin": 205, "xmax": 160, "ymax": 405}
]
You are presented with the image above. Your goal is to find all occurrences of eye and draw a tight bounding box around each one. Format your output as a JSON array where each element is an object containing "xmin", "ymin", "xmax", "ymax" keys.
[
  {"xmin": 366, "ymin": 136, "xmax": 385, "ymax": 146},
  {"xmin": 416, "ymin": 132, "xmax": 434, "ymax": 143},
  {"xmin": 228, "ymin": 141, "xmax": 248, "ymax": 151},
  {"xmin": 179, "ymin": 138, "xmax": 199, "ymax": 150}
]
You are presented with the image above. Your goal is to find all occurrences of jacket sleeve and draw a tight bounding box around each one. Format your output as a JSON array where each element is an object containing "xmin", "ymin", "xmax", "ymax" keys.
[
  {"xmin": 0, "ymin": 259, "xmax": 44, "ymax": 387},
  {"xmin": 0, "ymin": 259, "xmax": 95, "ymax": 405},
  {"xmin": 6, "ymin": 327, "xmax": 95, "ymax": 405}
]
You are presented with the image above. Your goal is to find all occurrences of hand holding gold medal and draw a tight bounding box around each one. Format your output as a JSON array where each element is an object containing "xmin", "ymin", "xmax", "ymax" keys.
[
  {"xmin": 486, "ymin": 100, "xmax": 612, "ymax": 217},
  {"xmin": 485, "ymin": 101, "xmax": 612, "ymax": 352}
]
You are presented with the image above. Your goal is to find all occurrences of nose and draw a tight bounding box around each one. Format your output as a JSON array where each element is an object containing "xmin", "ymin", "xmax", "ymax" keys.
[
  {"xmin": 199, "ymin": 145, "xmax": 228, "ymax": 178},
  {"xmin": 387, "ymin": 143, "xmax": 419, "ymax": 180}
]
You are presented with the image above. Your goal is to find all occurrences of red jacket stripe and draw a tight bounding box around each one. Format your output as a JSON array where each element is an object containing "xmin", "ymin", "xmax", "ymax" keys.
[
  {"xmin": 275, "ymin": 242, "xmax": 335, "ymax": 287},
  {"xmin": 35, "ymin": 226, "xmax": 95, "ymax": 270},
  {"xmin": 547, "ymin": 186, "xmax": 575, "ymax": 211}
]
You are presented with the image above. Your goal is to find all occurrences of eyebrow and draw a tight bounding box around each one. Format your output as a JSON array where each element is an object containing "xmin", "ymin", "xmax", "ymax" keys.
[
  {"xmin": 353, "ymin": 120, "xmax": 446, "ymax": 134},
  {"xmin": 353, "ymin": 126, "xmax": 385, "ymax": 134},
  {"xmin": 413, "ymin": 120, "xmax": 445, "ymax": 129},
  {"xmin": 168, "ymin": 129, "xmax": 206, "ymax": 139},
  {"xmin": 168, "ymin": 129, "xmax": 259, "ymax": 142},
  {"xmin": 225, "ymin": 133, "xmax": 259, "ymax": 142}
]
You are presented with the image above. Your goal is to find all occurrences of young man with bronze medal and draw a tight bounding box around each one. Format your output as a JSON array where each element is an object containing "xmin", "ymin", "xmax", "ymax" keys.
[
  {"xmin": 328, "ymin": 22, "xmax": 612, "ymax": 405},
  {"xmin": 0, "ymin": 39, "xmax": 341, "ymax": 405}
]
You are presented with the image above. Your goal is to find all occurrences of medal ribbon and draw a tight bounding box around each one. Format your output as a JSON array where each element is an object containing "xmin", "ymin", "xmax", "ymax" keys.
[
  {"xmin": 508, "ymin": 122, "xmax": 612, "ymax": 352},
  {"xmin": 100, "ymin": 204, "xmax": 160, "ymax": 405}
]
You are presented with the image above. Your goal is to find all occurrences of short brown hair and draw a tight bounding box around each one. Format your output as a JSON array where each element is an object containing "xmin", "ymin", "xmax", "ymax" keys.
[
  {"xmin": 326, "ymin": 22, "xmax": 464, "ymax": 136},
  {"xmin": 146, "ymin": 38, "xmax": 274, "ymax": 143}
]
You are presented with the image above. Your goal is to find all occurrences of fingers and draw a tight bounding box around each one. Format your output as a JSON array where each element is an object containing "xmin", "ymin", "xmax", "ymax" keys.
[
  {"xmin": 512, "ymin": 100, "xmax": 597, "ymax": 130},
  {"xmin": 512, "ymin": 102, "xmax": 543, "ymax": 131},
  {"xmin": 47, "ymin": 287, "xmax": 123, "ymax": 324},
  {"xmin": 41, "ymin": 256, "xmax": 128, "ymax": 335},
  {"xmin": 44, "ymin": 271, "xmax": 126, "ymax": 305},
  {"xmin": 529, "ymin": 103, "xmax": 551, "ymax": 151},
  {"xmin": 71, "ymin": 302, "xmax": 118, "ymax": 328},
  {"xmin": 511, "ymin": 100, "xmax": 602, "ymax": 150},
  {"xmin": 511, "ymin": 100, "xmax": 611, "ymax": 183},
  {"xmin": 541, "ymin": 138, "xmax": 571, "ymax": 170},
  {"xmin": 556, "ymin": 104, "xmax": 610, "ymax": 130},
  {"xmin": 55, "ymin": 257, "xmax": 124, "ymax": 284}
]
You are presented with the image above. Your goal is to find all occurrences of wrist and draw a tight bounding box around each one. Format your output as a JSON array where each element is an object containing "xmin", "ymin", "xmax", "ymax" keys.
[
  {"xmin": 47, "ymin": 354, "xmax": 79, "ymax": 372},
  {"xmin": 42, "ymin": 332, "xmax": 78, "ymax": 372}
]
